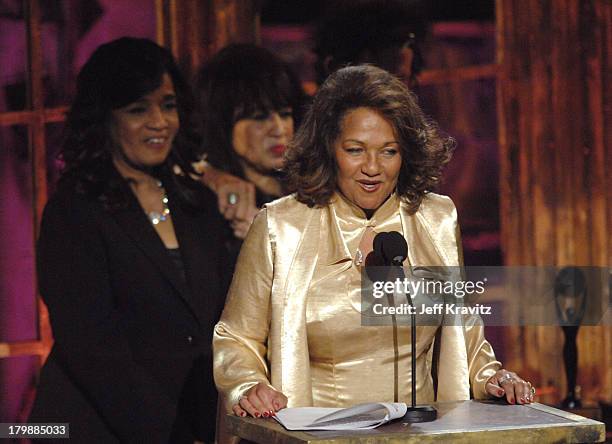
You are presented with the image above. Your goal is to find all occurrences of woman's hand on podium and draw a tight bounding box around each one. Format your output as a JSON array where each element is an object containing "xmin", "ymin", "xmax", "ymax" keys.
[
  {"xmin": 486, "ymin": 369, "xmax": 535, "ymax": 405},
  {"xmin": 232, "ymin": 382, "xmax": 288, "ymax": 418}
]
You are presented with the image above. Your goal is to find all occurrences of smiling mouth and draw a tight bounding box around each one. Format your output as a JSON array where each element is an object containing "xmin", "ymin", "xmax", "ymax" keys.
[
  {"xmin": 357, "ymin": 180, "xmax": 382, "ymax": 192},
  {"xmin": 145, "ymin": 137, "xmax": 169, "ymax": 147}
]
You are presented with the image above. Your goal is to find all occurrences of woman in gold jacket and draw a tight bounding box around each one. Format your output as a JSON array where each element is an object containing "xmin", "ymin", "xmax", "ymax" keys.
[{"xmin": 213, "ymin": 65, "xmax": 534, "ymax": 419}]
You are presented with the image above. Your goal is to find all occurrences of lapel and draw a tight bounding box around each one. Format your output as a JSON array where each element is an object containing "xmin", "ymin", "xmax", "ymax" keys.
[
  {"xmin": 400, "ymin": 200, "xmax": 450, "ymax": 267},
  {"xmin": 169, "ymin": 186, "xmax": 221, "ymax": 327},
  {"xmin": 266, "ymin": 198, "xmax": 320, "ymax": 407},
  {"xmin": 109, "ymin": 174, "xmax": 199, "ymax": 323},
  {"xmin": 400, "ymin": 196, "xmax": 470, "ymax": 401}
]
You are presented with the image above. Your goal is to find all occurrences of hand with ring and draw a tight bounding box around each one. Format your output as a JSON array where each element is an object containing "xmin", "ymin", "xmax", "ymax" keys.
[
  {"xmin": 486, "ymin": 369, "xmax": 535, "ymax": 405},
  {"xmin": 197, "ymin": 164, "xmax": 259, "ymax": 238}
]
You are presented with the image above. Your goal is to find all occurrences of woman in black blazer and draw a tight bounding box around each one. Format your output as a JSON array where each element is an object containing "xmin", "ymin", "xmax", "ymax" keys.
[{"xmin": 29, "ymin": 38, "xmax": 229, "ymax": 443}]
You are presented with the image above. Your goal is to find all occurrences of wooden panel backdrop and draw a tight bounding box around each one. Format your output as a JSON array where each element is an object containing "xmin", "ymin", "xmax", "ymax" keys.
[
  {"xmin": 156, "ymin": 0, "xmax": 258, "ymax": 79},
  {"xmin": 497, "ymin": 0, "xmax": 611, "ymax": 405}
]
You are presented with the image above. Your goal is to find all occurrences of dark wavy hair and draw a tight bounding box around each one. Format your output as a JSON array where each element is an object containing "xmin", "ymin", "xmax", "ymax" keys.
[
  {"xmin": 195, "ymin": 44, "xmax": 306, "ymax": 179},
  {"xmin": 58, "ymin": 37, "xmax": 201, "ymax": 209},
  {"xmin": 284, "ymin": 65, "xmax": 454, "ymax": 214}
]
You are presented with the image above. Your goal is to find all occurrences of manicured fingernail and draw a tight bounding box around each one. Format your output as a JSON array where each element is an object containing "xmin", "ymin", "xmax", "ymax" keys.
[
  {"xmin": 269, "ymin": 410, "xmax": 275, "ymax": 416},
  {"xmin": 262, "ymin": 411, "xmax": 269, "ymax": 418},
  {"xmin": 520, "ymin": 396, "xmax": 525, "ymax": 403},
  {"xmin": 254, "ymin": 412, "xmax": 260, "ymax": 418},
  {"xmin": 510, "ymin": 398, "xmax": 515, "ymax": 404},
  {"xmin": 498, "ymin": 389, "xmax": 504, "ymax": 396},
  {"xmin": 240, "ymin": 411, "xmax": 246, "ymax": 417}
]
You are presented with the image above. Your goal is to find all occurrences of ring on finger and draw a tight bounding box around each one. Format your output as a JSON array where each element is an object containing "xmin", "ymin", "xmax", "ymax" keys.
[
  {"xmin": 228, "ymin": 192, "xmax": 239, "ymax": 205},
  {"xmin": 498, "ymin": 374, "xmax": 514, "ymax": 385},
  {"xmin": 526, "ymin": 381, "xmax": 535, "ymax": 395}
]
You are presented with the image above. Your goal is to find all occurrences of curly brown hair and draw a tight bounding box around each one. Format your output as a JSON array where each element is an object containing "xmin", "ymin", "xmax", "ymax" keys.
[{"xmin": 284, "ymin": 65, "xmax": 454, "ymax": 214}]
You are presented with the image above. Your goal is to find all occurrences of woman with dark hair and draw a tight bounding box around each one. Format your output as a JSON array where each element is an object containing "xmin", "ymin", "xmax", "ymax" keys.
[
  {"xmin": 214, "ymin": 65, "xmax": 534, "ymax": 419},
  {"xmin": 195, "ymin": 44, "xmax": 305, "ymax": 242},
  {"xmin": 29, "ymin": 37, "xmax": 228, "ymax": 443}
]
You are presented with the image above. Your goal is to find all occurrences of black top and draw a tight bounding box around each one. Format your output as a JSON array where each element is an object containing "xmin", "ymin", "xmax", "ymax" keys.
[
  {"xmin": 30, "ymin": 167, "xmax": 231, "ymax": 443},
  {"xmin": 167, "ymin": 247, "xmax": 187, "ymax": 285}
]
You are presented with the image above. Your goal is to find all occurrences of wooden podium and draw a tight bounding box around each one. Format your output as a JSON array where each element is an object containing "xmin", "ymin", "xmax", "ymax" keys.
[{"xmin": 225, "ymin": 401, "xmax": 605, "ymax": 443}]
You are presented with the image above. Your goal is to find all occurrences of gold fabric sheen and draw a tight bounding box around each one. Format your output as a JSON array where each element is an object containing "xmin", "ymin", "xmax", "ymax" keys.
[{"xmin": 213, "ymin": 192, "xmax": 501, "ymax": 411}]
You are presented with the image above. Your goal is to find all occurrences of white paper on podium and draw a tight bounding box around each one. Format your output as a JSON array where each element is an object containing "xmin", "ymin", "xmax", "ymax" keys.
[{"xmin": 274, "ymin": 402, "xmax": 407, "ymax": 431}]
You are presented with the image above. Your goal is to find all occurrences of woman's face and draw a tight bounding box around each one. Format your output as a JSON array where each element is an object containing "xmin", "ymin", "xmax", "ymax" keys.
[
  {"xmin": 334, "ymin": 107, "xmax": 402, "ymax": 210},
  {"xmin": 232, "ymin": 108, "xmax": 294, "ymax": 172},
  {"xmin": 111, "ymin": 74, "xmax": 179, "ymax": 168}
]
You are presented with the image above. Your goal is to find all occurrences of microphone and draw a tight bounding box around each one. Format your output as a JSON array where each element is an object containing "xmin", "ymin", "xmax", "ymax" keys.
[
  {"xmin": 373, "ymin": 231, "xmax": 388, "ymax": 260},
  {"xmin": 363, "ymin": 233, "xmax": 389, "ymax": 283},
  {"xmin": 372, "ymin": 231, "xmax": 437, "ymax": 423},
  {"xmin": 375, "ymin": 231, "xmax": 408, "ymax": 266},
  {"xmin": 369, "ymin": 232, "xmax": 407, "ymax": 283}
]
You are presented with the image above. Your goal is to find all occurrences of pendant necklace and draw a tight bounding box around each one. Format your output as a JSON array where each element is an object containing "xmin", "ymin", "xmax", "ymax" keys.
[
  {"xmin": 354, "ymin": 249, "xmax": 364, "ymax": 266},
  {"xmin": 148, "ymin": 180, "xmax": 170, "ymax": 225}
]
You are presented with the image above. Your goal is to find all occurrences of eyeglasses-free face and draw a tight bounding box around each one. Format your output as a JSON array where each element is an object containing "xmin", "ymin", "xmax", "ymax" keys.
[
  {"xmin": 232, "ymin": 107, "xmax": 294, "ymax": 174},
  {"xmin": 334, "ymin": 107, "xmax": 402, "ymax": 211},
  {"xmin": 111, "ymin": 74, "xmax": 179, "ymax": 169}
]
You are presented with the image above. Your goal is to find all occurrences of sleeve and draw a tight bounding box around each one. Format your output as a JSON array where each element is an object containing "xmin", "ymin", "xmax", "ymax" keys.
[
  {"xmin": 452, "ymin": 202, "xmax": 501, "ymax": 399},
  {"xmin": 37, "ymin": 195, "xmax": 181, "ymax": 443},
  {"xmin": 464, "ymin": 316, "xmax": 502, "ymax": 399},
  {"xmin": 213, "ymin": 209, "xmax": 274, "ymax": 411}
]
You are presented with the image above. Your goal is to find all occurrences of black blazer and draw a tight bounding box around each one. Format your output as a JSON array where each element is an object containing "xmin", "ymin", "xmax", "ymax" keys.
[{"xmin": 29, "ymin": 172, "xmax": 230, "ymax": 443}]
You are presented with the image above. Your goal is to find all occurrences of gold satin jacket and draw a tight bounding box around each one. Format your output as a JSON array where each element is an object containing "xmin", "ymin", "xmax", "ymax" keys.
[{"xmin": 213, "ymin": 193, "xmax": 501, "ymax": 410}]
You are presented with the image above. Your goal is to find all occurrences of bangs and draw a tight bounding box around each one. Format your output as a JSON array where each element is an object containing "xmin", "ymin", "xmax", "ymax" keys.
[
  {"xmin": 231, "ymin": 71, "xmax": 295, "ymax": 121},
  {"xmin": 197, "ymin": 44, "xmax": 304, "ymax": 129},
  {"xmin": 78, "ymin": 38, "xmax": 175, "ymax": 110},
  {"xmin": 109, "ymin": 66, "xmax": 166, "ymax": 109}
]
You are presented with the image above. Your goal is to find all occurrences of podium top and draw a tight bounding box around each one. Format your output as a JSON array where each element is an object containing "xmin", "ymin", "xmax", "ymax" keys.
[{"xmin": 226, "ymin": 401, "xmax": 605, "ymax": 443}]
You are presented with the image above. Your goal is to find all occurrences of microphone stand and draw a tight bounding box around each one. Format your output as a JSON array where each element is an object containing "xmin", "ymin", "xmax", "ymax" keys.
[{"xmin": 391, "ymin": 258, "xmax": 437, "ymax": 423}]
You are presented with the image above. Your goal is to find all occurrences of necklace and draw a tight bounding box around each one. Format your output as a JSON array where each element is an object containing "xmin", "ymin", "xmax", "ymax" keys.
[
  {"xmin": 354, "ymin": 248, "xmax": 364, "ymax": 266},
  {"xmin": 148, "ymin": 180, "xmax": 170, "ymax": 225}
]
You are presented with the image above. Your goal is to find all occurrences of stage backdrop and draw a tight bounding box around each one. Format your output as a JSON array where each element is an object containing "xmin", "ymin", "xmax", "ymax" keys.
[{"xmin": 497, "ymin": 0, "xmax": 611, "ymax": 407}]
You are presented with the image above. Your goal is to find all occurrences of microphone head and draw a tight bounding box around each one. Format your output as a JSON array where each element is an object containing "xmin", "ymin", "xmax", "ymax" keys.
[
  {"xmin": 373, "ymin": 232, "xmax": 390, "ymax": 258},
  {"xmin": 380, "ymin": 231, "xmax": 408, "ymax": 266},
  {"xmin": 363, "ymin": 250, "xmax": 386, "ymax": 283}
]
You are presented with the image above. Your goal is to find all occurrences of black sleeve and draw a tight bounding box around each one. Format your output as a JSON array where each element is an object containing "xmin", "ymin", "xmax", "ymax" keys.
[{"xmin": 37, "ymin": 194, "xmax": 180, "ymax": 443}]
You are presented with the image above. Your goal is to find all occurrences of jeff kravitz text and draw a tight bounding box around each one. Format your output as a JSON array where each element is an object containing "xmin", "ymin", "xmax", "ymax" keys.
[{"xmin": 372, "ymin": 302, "xmax": 492, "ymax": 316}]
